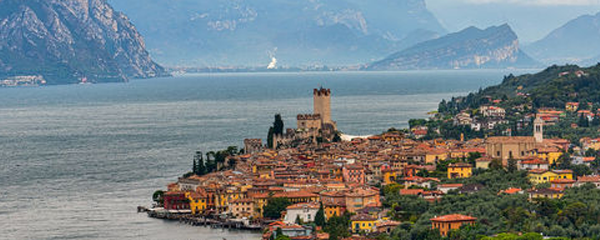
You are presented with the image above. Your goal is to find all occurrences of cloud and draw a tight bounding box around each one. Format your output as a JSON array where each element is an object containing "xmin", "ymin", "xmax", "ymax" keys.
[{"xmin": 461, "ymin": 0, "xmax": 600, "ymax": 6}]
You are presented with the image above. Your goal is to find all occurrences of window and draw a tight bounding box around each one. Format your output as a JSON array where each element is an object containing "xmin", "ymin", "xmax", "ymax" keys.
[{"xmin": 497, "ymin": 151, "xmax": 501, "ymax": 156}]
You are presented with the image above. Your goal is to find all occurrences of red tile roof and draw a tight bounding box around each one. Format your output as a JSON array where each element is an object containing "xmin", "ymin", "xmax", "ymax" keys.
[{"xmin": 430, "ymin": 214, "xmax": 477, "ymax": 222}]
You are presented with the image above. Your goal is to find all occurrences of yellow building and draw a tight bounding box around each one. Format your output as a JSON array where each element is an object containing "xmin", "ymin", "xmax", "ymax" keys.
[
  {"xmin": 382, "ymin": 169, "xmax": 400, "ymax": 185},
  {"xmin": 447, "ymin": 163, "xmax": 473, "ymax": 179},
  {"xmin": 531, "ymin": 147, "xmax": 562, "ymax": 165},
  {"xmin": 528, "ymin": 169, "xmax": 573, "ymax": 185},
  {"xmin": 351, "ymin": 214, "xmax": 377, "ymax": 233},
  {"xmin": 528, "ymin": 188, "xmax": 564, "ymax": 200},
  {"xmin": 186, "ymin": 192, "xmax": 207, "ymax": 215},
  {"xmin": 425, "ymin": 150, "xmax": 448, "ymax": 164}
]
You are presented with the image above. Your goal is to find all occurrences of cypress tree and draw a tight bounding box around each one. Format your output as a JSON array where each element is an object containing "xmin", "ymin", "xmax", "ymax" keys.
[{"xmin": 315, "ymin": 202, "xmax": 326, "ymax": 227}]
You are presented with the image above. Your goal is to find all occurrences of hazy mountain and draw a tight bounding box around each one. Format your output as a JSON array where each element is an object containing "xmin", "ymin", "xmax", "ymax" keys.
[
  {"xmin": 0, "ymin": 0, "xmax": 167, "ymax": 85},
  {"xmin": 107, "ymin": 0, "xmax": 445, "ymax": 67},
  {"xmin": 525, "ymin": 12, "xmax": 600, "ymax": 65},
  {"xmin": 367, "ymin": 24, "xmax": 538, "ymax": 70}
]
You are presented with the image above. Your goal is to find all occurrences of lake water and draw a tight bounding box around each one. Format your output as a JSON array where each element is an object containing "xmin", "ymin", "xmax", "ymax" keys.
[{"xmin": 0, "ymin": 70, "xmax": 533, "ymax": 240}]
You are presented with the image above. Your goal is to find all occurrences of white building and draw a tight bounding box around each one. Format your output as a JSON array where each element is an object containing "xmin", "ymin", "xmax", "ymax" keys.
[{"xmin": 283, "ymin": 202, "xmax": 320, "ymax": 224}]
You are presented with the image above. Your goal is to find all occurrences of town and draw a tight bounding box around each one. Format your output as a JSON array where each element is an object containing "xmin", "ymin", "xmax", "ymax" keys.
[{"xmin": 146, "ymin": 86, "xmax": 600, "ymax": 240}]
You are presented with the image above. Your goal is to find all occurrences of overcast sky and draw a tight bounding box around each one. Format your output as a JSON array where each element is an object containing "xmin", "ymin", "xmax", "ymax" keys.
[{"xmin": 426, "ymin": 0, "xmax": 600, "ymax": 44}]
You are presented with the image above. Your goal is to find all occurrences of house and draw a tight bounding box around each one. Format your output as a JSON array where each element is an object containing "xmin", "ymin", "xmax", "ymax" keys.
[
  {"xmin": 571, "ymin": 156, "xmax": 595, "ymax": 167},
  {"xmin": 458, "ymin": 184, "xmax": 484, "ymax": 194},
  {"xmin": 498, "ymin": 188, "xmax": 523, "ymax": 195},
  {"xmin": 528, "ymin": 169, "xmax": 573, "ymax": 185},
  {"xmin": 284, "ymin": 202, "xmax": 320, "ymax": 224},
  {"xmin": 344, "ymin": 187, "xmax": 381, "ymax": 213},
  {"xmin": 376, "ymin": 220, "xmax": 401, "ymax": 234},
  {"xmin": 229, "ymin": 198, "xmax": 256, "ymax": 219},
  {"xmin": 447, "ymin": 163, "xmax": 473, "ymax": 179},
  {"xmin": 264, "ymin": 221, "xmax": 314, "ymax": 240},
  {"xmin": 320, "ymin": 190, "xmax": 346, "ymax": 219},
  {"xmin": 186, "ymin": 191, "xmax": 207, "ymax": 215},
  {"xmin": 163, "ymin": 191, "xmax": 190, "ymax": 211},
  {"xmin": 400, "ymin": 189, "xmax": 444, "ymax": 202},
  {"xmin": 437, "ymin": 184, "xmax": 463, "ymax": 194},
  {"xmin": 401, "ymin": 176, "xmax": 440, "ymax": 189},
  {"xmin": 565, "ymin": 102, "xmax": 579, "ymax": 112},
  {"xmin": 518, "ymin": 158, "xmax": 549, "ymax": 171},
  {"xmin": 454, "ymin": 112, "xmax": 472, "ymax": 126},
  {"xmin": 528, "ymin": 188, "xmax": 563, "ymax": 200},
  {"xmin": 550, "ymin": 179, "xmax": 575, "ymax": 190},
  {"xmin": 343, "ymin": 164, "xmax": 366, "ymax": 184},
  {"xmin": 430, "ymin": 214, "xmax": 477, "ymax": 237},
  {"xmin": 351, "ymin": 214, "xmax": 378, "ymax": 233},
  {"xmin": 580, "ymin": 137, "xmax": 600, "ymax": 151},
  {"xmin": 575, "ymin": 175, "xmax": 600, "ymax": 188},
  {"xmin": 382, "ymin": 168, "xmax": 400, "ymax": 185},
  {"xmin": 475, "ymin": 156, "xmax": 493, "ymax": 169},
  {"xmin": 480, "ymin": 106, "xmax": 506, "ymax": 118}
]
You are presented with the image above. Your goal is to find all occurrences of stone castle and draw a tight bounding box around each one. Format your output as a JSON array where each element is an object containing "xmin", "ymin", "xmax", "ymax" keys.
[{"xmin": 271, "ymin": 88, "xmax": 338, "ymax": 149}]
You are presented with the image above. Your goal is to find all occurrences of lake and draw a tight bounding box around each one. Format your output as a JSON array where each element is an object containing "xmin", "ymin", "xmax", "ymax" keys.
[{"xmin": 0, "ymin": 70, "xmax": 534, "ymax": 240}]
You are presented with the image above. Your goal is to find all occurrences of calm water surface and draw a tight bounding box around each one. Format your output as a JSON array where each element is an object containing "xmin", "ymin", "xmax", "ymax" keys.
[{"xmin": 0, "ymin": 70, "xmax": 533, "ymax": 240}]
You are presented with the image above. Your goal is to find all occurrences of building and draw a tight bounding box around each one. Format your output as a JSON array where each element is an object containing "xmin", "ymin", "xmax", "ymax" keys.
[
  {"xmin": 528, "ymin": 169, "xmax": 573, "ymax": 185},
  {"xmin": 485, "ymin": 116, "xmax": 544, "ymax": 165},
  {"xmin": 344, "ymin": 187, "xmax": 381, "ymax": 213},
  {"xmin": 163, "ymin": 191, "xmax": 190, "ymax": 211},
  {"xmin": 320, "ymin": 190, "xmax": 347, "ymax": 219},
  {"xmin": 528, "ymin": 188, "xmax": 564, "ymax": 200},
  {"xmin": 284, "ymin": 202, "xmax": 320, "ymax": 224},
  {"xmin": 244, "ymin": 139, "xmax": 263, "ymax": 154},
  {"xmin": 376, "ymin": 220, "xmax": 401, "ymax": 234},
  {"xmin": 343, "ymin": 164, "xmax": 366, "ymax": 184},
  {"xmin": 186, "ymin": 191, "xmax": 207, "ymax": 214},
  {"xmin": 351, "ymin": 214, "xmax": 377, "ymax": 233},
  {"xmin": 575, "ymin": 175, "xmax": 600, "ymax": 188},
  {"xmin": 437, "ymin": 184, "xmax": 463, "ymax": 194},
  {"xmin": 447, "ymin": 163, "xmax": 473, "ymax": 179},
  {"xmin": 430, "ymin": 214, "xmax": 477, "ymax": 237},
  {"xmin": 518, "ymin": 158, "xmax": 549, "ymax": 171},
  {"xmin": 229, "ymin": 198, "xmax": 256, "ymax": 219},
  {"xmin": 486, "ymin": 136, "xmax": 537, "ymax": 164},
  {"xmin": 314, "ymin": 88, "xmax": 336, "ymax": 130}
]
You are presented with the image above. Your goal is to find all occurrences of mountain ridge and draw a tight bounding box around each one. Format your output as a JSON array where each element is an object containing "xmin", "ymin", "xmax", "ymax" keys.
[
  {"xmin": 367, "ymin": 24, "xmax": 538, "ymax": 70},
  {"xmin": 0, "ymin": 0, "xmax": 167, "ymax": 85},
  {"xmin": 525, "ymin": 11, "xmax": 600, "ymax": 65}
]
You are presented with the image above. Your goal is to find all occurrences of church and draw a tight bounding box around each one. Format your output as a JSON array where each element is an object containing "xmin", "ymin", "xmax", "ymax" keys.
[{"xmin": 485, "ymin": 116, "xmax": 564, "ymax": 165}]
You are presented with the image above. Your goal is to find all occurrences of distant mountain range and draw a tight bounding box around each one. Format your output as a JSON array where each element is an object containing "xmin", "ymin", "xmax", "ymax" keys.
[
  {"xmin": 0, "ymin": 0, "xmax": 167, "ymax": 85},
  {"xmin": 525, "ymin": 12, "xmax": 600, "ymax": 66},
  {"xmin": 2, "ymin": 1, "xmax": 600, "ymax": 85},
  {"xmin": 107, "ymin": 0, "xmax": 446, "ymax": 67},
  {"xmin": 367, "ymin": 24, "xmax": 538, "ymax": 70}
]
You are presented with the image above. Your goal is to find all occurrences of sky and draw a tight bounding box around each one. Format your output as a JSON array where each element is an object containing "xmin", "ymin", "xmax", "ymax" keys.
[{"xmin": 426, "ymin": 0, "xmax": 600, "ymax": 44}]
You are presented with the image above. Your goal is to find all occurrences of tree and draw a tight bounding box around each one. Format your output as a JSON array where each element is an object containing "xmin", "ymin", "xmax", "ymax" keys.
[
  {"xmin": 315, "ymin": 203, "xmax": 326, "ymax": 227},
  {"xmin": 263, "ymin": 197, "xmax": 292, "ymax": 219},
  {"xmin": 489, "ymin": 159, "xmax": 503, "ymax": 171},
  {"xmin": 194, "ymin": 151, "xmax": 206, "ymax": 175},
  {"xmin": 295, "ymin": 215, "xmax": 302, "ymax": 224},
  {"xmin": 325, "ymin": 213, "xmax": 351, "ymax": 240},
  {"xmin": 152, "ymin": 190, "xmax": 164, "ymax": 205},
  {"xmin": 273, "ymin": 114, "xmax": 284, "ymax": 135},
  {"xmin": 267, "ymin": 126, "xmax": 274, "ymax": 149},
  {"xmin": 578, "ymin": 113, "xmax": 589, "ymax": 127},
  {"xmin": 507, "ymin": 156, "xmax": 518, "ymax": 173}
]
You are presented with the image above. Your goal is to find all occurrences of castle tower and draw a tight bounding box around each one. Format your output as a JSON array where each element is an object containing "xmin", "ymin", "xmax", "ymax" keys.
[
  {"xmin": 313, "ymin": 88, "xmax": 332, "ymax": 125},
  {"xmin": 534, "ymin": 115, "xmax": 544, "ymax": 143}
]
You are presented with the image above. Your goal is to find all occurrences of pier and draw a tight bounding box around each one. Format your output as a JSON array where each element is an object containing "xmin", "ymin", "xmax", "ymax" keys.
[{"xmin": 143, "ymin": 208, "xmax": 262, "ymax": 231}]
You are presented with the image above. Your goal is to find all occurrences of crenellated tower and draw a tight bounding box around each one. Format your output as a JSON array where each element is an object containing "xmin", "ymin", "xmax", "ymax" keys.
[{"xmin": 313, "ymin": 88, "xmax": 332, "ymax": 126}]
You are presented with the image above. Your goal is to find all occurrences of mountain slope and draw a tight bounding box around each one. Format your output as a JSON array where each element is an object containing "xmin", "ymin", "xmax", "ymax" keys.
[
  {"xmin": 107, "ymin": 0, "xmax": 445, "ymax": 67},
  {"xmin": 367, "ymin": 24, "xmax": 538, "ymax": 70},
  {"xmin": 525, "ymin": 12, "xmax": 600, "ymax": 65},
  {"xmin": 0, "ymin": 0, "xmax": 167, "ymax": 85}
]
